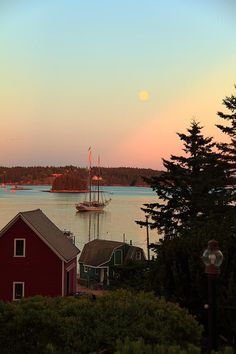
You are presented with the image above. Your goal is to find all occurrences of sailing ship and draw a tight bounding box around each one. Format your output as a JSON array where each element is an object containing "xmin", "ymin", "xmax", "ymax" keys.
[{"xmin": 75, "ymin": 149, "xmax": 111, "ymax": 212}]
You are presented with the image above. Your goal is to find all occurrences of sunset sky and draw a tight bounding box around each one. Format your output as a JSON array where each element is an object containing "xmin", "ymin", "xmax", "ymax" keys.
[{"xmin": 0, "ymin": 0, "xmax": 235, "ymax": 169}]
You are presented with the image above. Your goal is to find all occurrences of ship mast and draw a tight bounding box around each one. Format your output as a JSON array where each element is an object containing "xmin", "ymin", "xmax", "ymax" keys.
[
  {"xmin": 97, "ymin": 155, "xmax": 100, "ymax": 204},
  {"xmin": 88, "ymin": 147, "xmax": 92, "ymax": 203}
]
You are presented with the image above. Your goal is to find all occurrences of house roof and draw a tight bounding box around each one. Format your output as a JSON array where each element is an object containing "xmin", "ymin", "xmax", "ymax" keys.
[
  {"xmin": 125, "ymin": 246, "xmax": 145, "ymax": 261},
  {"xmin": 79, "ymin": 239, "xmax": 124, "ymax": 267},
  {"xmin": 0, "ymin": 209, "xmax": 80, "ymax": 262},
  {"xmin": 79, "ymin": 239, "xmax": 145, "ymax": 267}
]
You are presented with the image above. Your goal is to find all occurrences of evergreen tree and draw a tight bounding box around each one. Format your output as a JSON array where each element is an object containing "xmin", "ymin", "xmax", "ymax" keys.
[
  {"xmin": 139, "ymin": 121, "xmax": 229, "ymax": 240},
  {"xmin": 216, "ymin": 85, "xmax": 236, "ymax": 197},
  {"xmin": 136, "ymin": 121, "xmax": 235, "ymax": 341},
  {"xmin": 215, "ymin": 87, "xmax": 236, "ymax": 345}
]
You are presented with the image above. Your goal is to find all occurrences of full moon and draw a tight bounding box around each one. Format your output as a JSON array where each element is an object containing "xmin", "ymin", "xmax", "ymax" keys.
[{"xmin": 138, "ymin": 90, "xmax": 150, "ymax": 101}]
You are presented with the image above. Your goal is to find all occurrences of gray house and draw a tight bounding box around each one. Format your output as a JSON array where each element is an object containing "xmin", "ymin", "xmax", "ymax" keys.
[{"xmin": 79, "ymin": 239, "xmax": 146, "ymax": 288}]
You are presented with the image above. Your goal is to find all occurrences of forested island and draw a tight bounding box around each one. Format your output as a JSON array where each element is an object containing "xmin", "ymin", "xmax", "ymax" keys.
[{"xmin": 0, "ymin": 166, "xmax": 161, "ymax": 189}]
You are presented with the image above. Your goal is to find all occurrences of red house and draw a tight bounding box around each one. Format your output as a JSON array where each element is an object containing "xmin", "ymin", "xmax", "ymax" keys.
[{"xmin": 0, "ymin": 209, "xmax": 80, "ymax": 301}]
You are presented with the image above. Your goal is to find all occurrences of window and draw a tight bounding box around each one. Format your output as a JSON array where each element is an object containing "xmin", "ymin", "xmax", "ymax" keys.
[
  {"xmin": 114, "ymin": 250, "xmax": 123, "ymax": 265},
  {"xmin": 136, "ymin": 251, "xmax": 142, "ymax": 261},
  {"xmin": 84, "ymin": 265, "xmax": 88, "ymax": 272},
  {"xmin": 14, "ymin": 239, "xmax": 25, "ymax": 257},
  {"xmin": 13, "ymin": 282, "xmax": 24, "ymax": 301}
]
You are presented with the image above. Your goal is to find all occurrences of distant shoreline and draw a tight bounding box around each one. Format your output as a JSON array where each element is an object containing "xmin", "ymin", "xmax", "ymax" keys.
[
  {"xmin": 0, "ymin": 167, "xmax": 161, "ymax": 189},
  {"xmin": 3, "ymin": 184, "xmax": 150, "ymax": 192}
]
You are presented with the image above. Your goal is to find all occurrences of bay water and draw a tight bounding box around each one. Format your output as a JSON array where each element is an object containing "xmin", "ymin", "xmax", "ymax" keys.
[{"xmin": 0, "ymin": 185, "xmax": 158, "ymax": 256}]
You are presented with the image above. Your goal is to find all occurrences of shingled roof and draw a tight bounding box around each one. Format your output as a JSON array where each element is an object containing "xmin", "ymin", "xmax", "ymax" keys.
[
  {"xmin": 125, "ymin": 245, "xmax": 144, "ymax": 261},
  {"xmin": 0, "ymin": 209, "xmax": 80, "ymax": 262},
  {"xmin": 79, "ymin": 239, "xmax": 125, "ymax": 267}
]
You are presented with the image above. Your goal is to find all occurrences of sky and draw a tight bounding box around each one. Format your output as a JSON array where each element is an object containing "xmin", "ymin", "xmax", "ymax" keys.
[{"xmin": 0, "ymin": 0, "xmax": 235, "ymax": 169}]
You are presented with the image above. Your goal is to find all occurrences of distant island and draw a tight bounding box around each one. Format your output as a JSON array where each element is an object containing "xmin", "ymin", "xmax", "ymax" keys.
[{"xmin": 0, "ymin": 166, "xmax": 161, "ymax": 190}]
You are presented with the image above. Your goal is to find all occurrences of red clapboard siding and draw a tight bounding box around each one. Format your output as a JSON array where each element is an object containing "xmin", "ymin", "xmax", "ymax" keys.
[{"xmin": 0, "ymin": 218, "xmax": 63, "ymax": 301}]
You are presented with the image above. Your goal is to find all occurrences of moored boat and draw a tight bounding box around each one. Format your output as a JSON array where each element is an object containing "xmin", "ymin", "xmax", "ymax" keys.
[
  {"xmin": 75, "ymin": 149, "xmax": 111, "ymax": 212},
  {"xmin": 12, "ymin": 186, "xmax": 32, "ymax": 191},
  {"xmin": 75, "ymin": 198, "xmax": 111, "ymax": 212}
]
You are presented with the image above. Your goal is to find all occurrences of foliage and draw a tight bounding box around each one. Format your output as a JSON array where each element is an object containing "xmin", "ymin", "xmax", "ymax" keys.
[
  {"xmin": 210, "ymin": 88, "xmax": 236, "ymax": 345},
  {"xmin": 216, "ymin": 85, "xmax": 236, "ymax": 188},
  {"xmin": 115, "ymin": 338, "xmax": 201, "ymax": 354},
  {"xmin": 0, "ymin": 166, "xmax": 161, "ymax": 187},
  {"xmin": 0, "ymin": 290, "xmax": 202, "ymax": 354},
  {"xmin": 51, "ymin": 172, "xmax": 87, "ymax": 190},
  {"xmin": 98, "ymin": 167, "xmax": 161, "ymax": 186},
  {"xmin": 114, "ymin": 338, "xmax": 233, "ymax": 354},
  {"xmin": 137, "ymin": 117, "xmax": 236, "ymax": 345},
  {"xmin": 138, "ymin": 121, "xmax": 229, "ymax": 240},
  {"xmin": 110, "ymin": 261, "xmax": 153, "ymax": 291}
]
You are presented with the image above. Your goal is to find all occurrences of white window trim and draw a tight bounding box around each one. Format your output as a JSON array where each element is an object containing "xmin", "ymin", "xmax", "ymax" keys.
[
  {"xmin": 114, "ymin": 250, "xmax": 123, "ymax": 265},
  {"xmin": 14, "ymin": 238, "xmax": 26, "ymax": 257},
  {"xmin": 13, "ymin": 282, "xmax": 25, "ymax": 301}
]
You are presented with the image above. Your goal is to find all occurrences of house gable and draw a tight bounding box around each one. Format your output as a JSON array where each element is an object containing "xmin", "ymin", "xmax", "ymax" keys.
[
  {"xmin": 0, "ymin": 218, "xmax": 63, "ymax": 300},
  {"xmin": 0, "ymin": 210, "xmax": 79, "ymax": 301},
  {"xmin": 124, "ymin": 246, "xmax": 146, "ymax": 262},
  {"xmin": 0, "ymin": 209, "xmax": 80, "ymax": 262}
]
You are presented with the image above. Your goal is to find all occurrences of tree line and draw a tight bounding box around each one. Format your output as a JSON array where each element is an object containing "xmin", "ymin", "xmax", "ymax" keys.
[{"xmin": 0, "ymin": 166, "xmax": 161, "ymax": 187}]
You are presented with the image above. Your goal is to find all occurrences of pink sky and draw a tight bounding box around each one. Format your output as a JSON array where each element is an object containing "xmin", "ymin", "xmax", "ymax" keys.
[{"xmin": 0, "ymin": 1, "xmax": 235, "ymax": 169}]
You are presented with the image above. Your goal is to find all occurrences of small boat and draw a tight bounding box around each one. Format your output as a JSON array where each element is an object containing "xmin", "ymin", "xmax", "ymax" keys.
[
  {"xmin": 75, "ymin": 149, "xmax": 111, "ymax": 212},
  {"xmin": 10, "ymin": 185, "xmax": 32, "ymax": 191}
]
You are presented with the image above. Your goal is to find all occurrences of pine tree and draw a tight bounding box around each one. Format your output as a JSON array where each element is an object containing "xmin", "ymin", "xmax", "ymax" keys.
[
  {"xmin": 216, "ymin": 85, "xmax": 236, "ymax": 198},
  {"xmin": 137, "ymin": 119, "xmax": 236, "ymax": 342},
  {"xmin": 139, "ymin": 121, "xmax": 229, "ymax": 240},
  {"xmin": 215, "ymin": 87, "xmax": 236, "ymax": 343}
]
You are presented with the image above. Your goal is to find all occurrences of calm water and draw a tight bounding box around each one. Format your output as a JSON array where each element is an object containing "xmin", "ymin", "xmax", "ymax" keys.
[{"xmin": 0, "ymin": 185, "xmax": 158, "ymax": 255}]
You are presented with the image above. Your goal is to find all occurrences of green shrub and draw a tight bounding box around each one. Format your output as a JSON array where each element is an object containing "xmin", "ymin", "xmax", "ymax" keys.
[
  {"xmin": 114, "ymin": 338, "xmax": 234, "ymax": 354},
  {"xmin": 0, "ymin": 290, "xmax": 202, "ymax": 354}
]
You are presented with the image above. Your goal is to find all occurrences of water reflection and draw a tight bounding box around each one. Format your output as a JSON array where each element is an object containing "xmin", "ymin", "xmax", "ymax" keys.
[{"xmin": 77, "ymin": 211, "xmax": 106, "ymax": 241}]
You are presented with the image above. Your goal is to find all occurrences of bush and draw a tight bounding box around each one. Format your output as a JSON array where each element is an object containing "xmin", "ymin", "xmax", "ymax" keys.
[
  {"xmin": 115, "ymin": 338, "xmax": 201, "ymax": 354},
  {"xmin": 0, "ymin": 290, "xmax": 202, "ymax": 354},
  {"xmin": 114, "ymin": 338, "xmax": 234, "ymax": 354}
]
